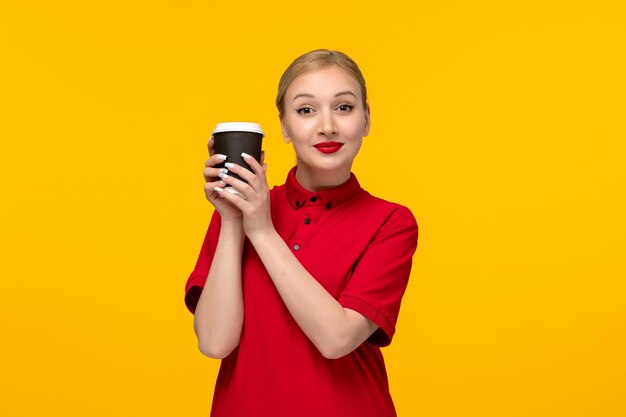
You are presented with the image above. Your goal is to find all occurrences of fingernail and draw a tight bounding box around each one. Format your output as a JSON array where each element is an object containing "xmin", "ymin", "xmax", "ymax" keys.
[
  {"xmin": 219, "ymin": 172, "xmax": 228, "ymax": 179},
  {"xmin": 241, "ymin": 152, "xmax": 250, "ymax": 159},
  {"xmin": 216, "ymin": 154, "xmax": 227, "ymax": 161},
  {"xmin": 219, "ymin": 180, "xmax": 226, "ymax": 186},
  {"xmin": 214, "ymin": 187, "xmax": 224, "ymax": 193},
  {"xmin": 219, "ymin": 168, "xmax": 228, "ymax": 174},
  {"xmin": 225, "ymin": 162, "xmax": 235, "ymax": 169}
]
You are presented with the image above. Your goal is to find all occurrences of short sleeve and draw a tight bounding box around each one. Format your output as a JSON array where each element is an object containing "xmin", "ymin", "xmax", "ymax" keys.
[
  {"xmin": 184, "ymin": 211, "xmax": 222, "ymax": 314},
  {"xmin": 338, "ymin": 206, "xmax": 418, "ymax": 347}
]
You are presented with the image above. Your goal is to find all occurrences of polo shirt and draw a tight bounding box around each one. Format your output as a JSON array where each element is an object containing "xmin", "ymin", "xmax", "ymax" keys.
[{"xmin": 185, "ymin": 166, "xmax": 418, "ymax": 417}]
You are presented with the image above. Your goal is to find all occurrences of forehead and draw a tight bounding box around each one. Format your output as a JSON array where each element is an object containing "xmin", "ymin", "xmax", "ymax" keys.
[{"xmin": 287, "ymin": 65, "xmax": 361, "ymax": 99}]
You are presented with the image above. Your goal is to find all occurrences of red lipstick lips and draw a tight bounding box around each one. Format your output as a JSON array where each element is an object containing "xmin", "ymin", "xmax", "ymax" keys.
[{"xmin": 314, "ymin": 141, "xmax": 344, "ymax": 154}]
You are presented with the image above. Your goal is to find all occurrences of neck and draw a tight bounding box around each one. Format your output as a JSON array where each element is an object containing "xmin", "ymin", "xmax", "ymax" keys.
[{"xmin": 294, "ymin": 163, "xmax": 352, "ymax": 192}]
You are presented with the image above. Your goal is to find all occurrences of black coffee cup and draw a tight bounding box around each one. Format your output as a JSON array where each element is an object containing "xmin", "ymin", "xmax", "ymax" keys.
[{"xmin": 212, "ymin": 122, "xmax": 264, "ymax": 197}]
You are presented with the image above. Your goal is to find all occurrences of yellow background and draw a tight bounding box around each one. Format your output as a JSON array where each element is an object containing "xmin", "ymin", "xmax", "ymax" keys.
[{"xmin": 1, "ymin": 1, "xmax": 625, "ymax": 416}]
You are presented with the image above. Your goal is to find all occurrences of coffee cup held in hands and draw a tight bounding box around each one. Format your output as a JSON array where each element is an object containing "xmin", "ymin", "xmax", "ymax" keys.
[{"xmin": 212, "ymin": 122, "xmax": 264, "ymax": 198}]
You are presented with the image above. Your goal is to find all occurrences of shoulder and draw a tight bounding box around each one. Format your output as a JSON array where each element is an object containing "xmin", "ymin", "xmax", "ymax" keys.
[
  {"xmin": 269, "ymin": 182, "xmax": 287, "ymax": 211},
  {"xmin": 270, "ymin": 181, "xmax": 286, "ymax": 196},
  {"xmin": 354, "ymin": 190, "xmax": 418, "ymax": 233}
]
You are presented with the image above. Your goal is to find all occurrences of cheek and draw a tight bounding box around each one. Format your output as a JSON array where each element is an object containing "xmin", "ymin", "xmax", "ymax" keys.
[
  {"xmin": 287, "ymin": 119, "xmax": 316, "ymax": 140},
  {"xmin": 341, "ymin": 119, "xmax": 367, "ymax": 139}
]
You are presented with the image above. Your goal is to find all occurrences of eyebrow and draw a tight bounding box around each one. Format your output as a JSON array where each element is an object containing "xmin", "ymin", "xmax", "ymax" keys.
[
  {"xmin": 335, "ymin": 91, "xmax": 357, "ymax": 99},
  {"xmin": 292, "ymin": 93, "xmax": 314, "ymax": 101},
  {"xmin": 292, "ymin": 91, "xmax": 357, "ymax": 102}
]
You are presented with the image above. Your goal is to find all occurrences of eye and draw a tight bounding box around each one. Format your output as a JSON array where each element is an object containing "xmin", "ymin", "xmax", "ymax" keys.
[
  {"xmin": 337, "ymin": 104, "xmax": 354, "ymax": 112},
  {"xmin": 296, "ymin": 107, "xmax": 315, "ymax": 115}
]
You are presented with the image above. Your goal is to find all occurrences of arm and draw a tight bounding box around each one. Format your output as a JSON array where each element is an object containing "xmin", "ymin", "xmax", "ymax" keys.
[
  {"xmin": 216, "ymin": 155, "xmax": 378, "ymax": 359},
  {"xmin": 193, "ymin": 219, "xmax": 245, "ymax": 359},
  {"xmin": 250, "ymin": 230, "xmax": 379, "ymax": 359},
  {"xmin": 192, "ymin": 142, "xmax": 246, "ymax": 359}
]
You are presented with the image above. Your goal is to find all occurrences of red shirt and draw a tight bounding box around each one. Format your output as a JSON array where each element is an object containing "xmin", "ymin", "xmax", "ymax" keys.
[{"xmin": 185, "ymin": 167, "xmax": 418, "ymax": 417}]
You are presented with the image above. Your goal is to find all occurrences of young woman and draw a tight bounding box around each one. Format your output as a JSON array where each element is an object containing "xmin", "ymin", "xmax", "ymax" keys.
[{"xmin": 185, "ymin": 49, "xmax": 418, "ymax": 417}]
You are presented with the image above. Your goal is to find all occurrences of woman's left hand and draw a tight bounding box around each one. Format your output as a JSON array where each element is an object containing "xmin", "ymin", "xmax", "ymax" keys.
[{"xmin": 216, "ymin": 153, "xmax": 274, "ymax": 241}]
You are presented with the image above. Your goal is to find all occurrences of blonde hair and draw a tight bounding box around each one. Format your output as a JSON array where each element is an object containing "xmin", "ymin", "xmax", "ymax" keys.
[{"xmin": 276, "ymin": 49, "xmax": 368, "ymax": 119}]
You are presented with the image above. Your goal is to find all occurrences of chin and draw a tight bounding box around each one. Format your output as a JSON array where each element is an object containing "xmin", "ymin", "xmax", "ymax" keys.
[
  {"xmin": 311, "ymin": 158, "xmax": 352, "ymax": 173},
  {"xmin": 296, "ymin": 146, "xmax": 359, "ymax": 173}
]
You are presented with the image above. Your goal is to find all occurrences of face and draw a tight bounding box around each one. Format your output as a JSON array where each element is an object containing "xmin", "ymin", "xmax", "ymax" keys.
[{"xmin": 280, "ymin": 65, "xmax": 370, "ymax": 185}]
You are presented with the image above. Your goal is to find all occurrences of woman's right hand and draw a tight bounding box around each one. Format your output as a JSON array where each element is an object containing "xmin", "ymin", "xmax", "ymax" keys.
[{"xmin": 203, "ymin": 137, "xmax": 243, "ymax": 221}]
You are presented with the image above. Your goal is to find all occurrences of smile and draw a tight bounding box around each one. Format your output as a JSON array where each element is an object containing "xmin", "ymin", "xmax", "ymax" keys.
[{"xmin": 313, "ymin": 142, "xmax": 344, "ymax": 154}]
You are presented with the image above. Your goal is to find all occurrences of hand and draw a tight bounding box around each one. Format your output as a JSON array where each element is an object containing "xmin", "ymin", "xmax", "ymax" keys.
[
  {"xmin": 214, "ymin": 152, "xmax": 274, "ymax": 240},
  {"xmin": 203, "ymin": 136, "xmax": 243, "ymax": 222}
]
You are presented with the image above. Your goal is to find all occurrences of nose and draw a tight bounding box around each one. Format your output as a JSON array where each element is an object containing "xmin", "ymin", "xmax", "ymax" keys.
[{"xmin": 318, "ymin": 109, "xmax": 337, "ymax": 137}]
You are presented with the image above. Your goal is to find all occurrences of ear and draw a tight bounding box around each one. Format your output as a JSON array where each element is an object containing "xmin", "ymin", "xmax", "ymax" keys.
[
  {"xmin": 362, "ymin": 104, "xmax": 371, "ymax": 137},
  {"xmin": 280, "ymin": 119, "xmax": 292, "ymax": 144}
]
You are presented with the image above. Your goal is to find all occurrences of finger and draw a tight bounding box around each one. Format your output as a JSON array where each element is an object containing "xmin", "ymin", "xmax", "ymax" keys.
[
  {"xmin": 241, "ymin": 153, "xmax": 266, "ymax": 179},
  {"xmin": 218, "ymin": 170, "xmax": 255, "ymax": 199},
  {"xmin": 203, "ymin": 166, "xmax": 228, "ymax": 182},
  {"xmin": 204, "ymin": 179, "xmax": 228, "ymax": 196},
  {"xmin": 224, "ymin": 161, "xmax": 257, "ymax": 185},
  {"xmin": 207, "ymin": 136, "xmax": 215, "ymax": 156},
  {"xmin": 223, "ymin": 161, "xmax": 267, "ymax": 197},
  {"xmin": 205, "ymin": 153, "xmax": 228, "ymax": 168},
  {"xmin": 259, "ymin": 152, "xmax": 268, "ymax": 173},
  {"xmin": 214, "ymin": 185, "xmax": 249, "ymax": 210},
  {"xmin": 232, "ymin": 155, "xmax": 269, "ymax": 196}
]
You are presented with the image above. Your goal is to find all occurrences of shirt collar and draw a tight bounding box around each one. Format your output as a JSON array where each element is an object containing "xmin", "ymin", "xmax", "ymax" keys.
[{"xmin": 285, "ymin": 166, "xmax": 362, "ymax": 210}]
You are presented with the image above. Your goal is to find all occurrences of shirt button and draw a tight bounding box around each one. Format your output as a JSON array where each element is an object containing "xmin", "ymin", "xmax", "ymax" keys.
[
  {"xmin": 326, "ymin": 202, "xmax": 332, "ymax": 209},
  {"xmin": 310, "ymin": 196, "xmax": 318, "ymax": 202},
  {"xmin": 304, "ymin": 218, "xmax": 311, "ymax": 225},
  {"xmin": 293, "ymin": 244, "xmax": 300, "ymax": 251}
]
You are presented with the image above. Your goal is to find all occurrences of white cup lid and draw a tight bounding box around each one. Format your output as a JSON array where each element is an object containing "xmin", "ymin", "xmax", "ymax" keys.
[{"xmin": 212, "ymin": 122, "xmax": 264, "ymax": 136}]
